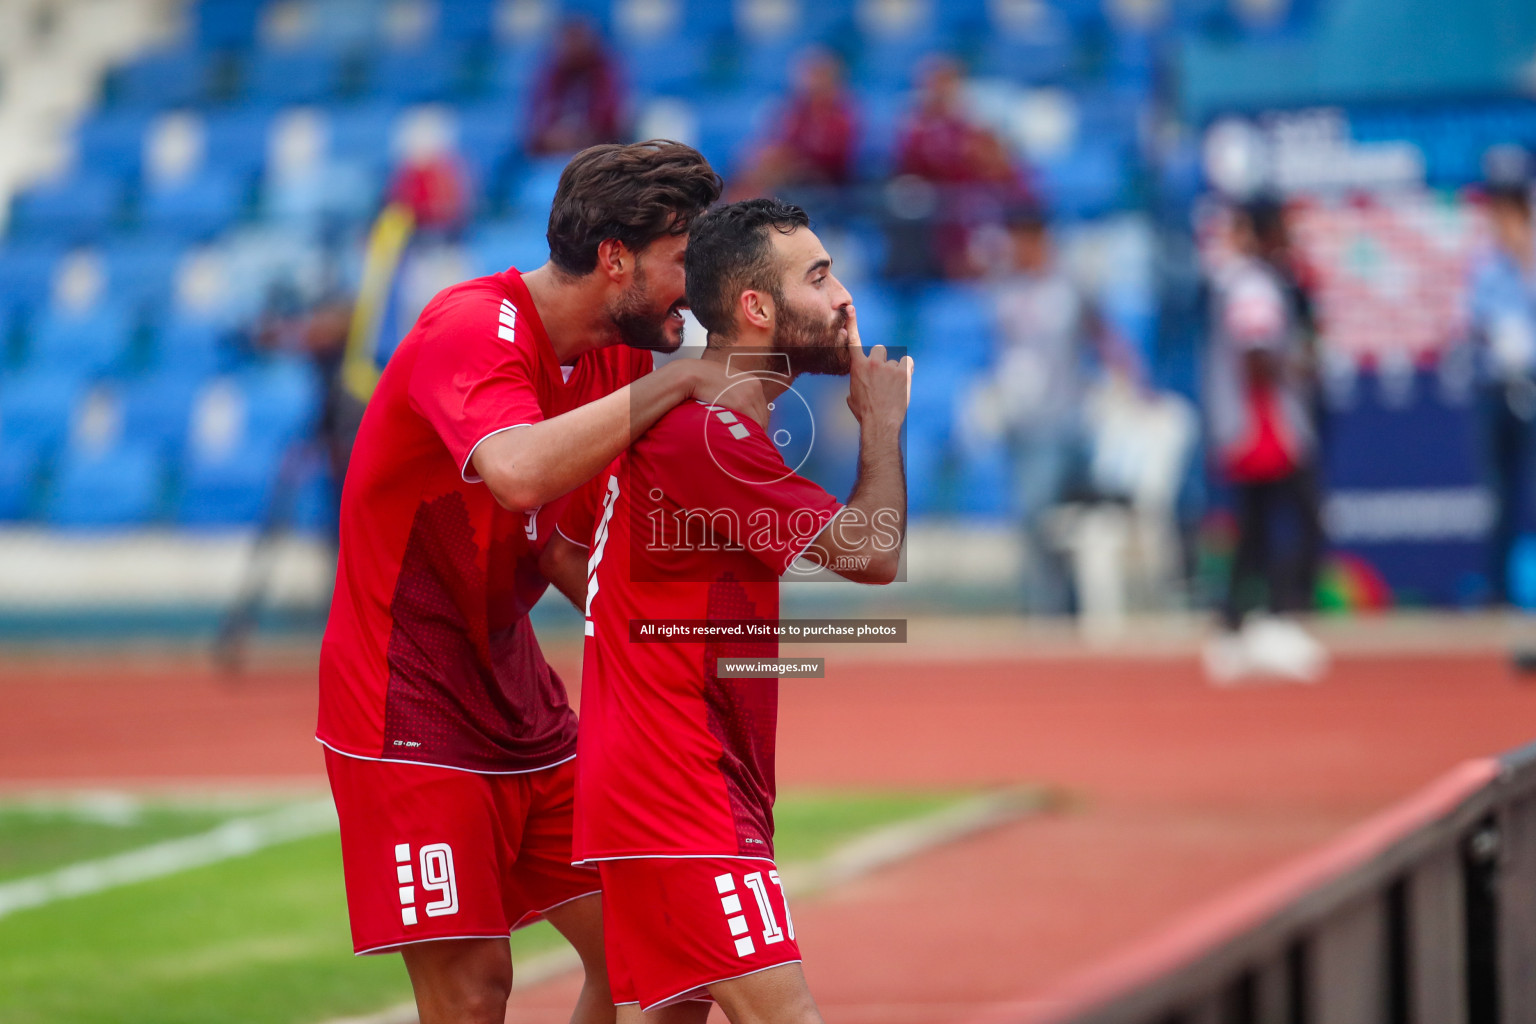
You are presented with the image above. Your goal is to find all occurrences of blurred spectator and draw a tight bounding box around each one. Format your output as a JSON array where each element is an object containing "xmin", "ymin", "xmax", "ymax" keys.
[
  {"xmin": 739, "ymin": 48, "xmax": 858, "ymax": 194},
  {"xmin": 1202, "ymin": 198, "xmax": 1327, "ymax": 682},
  {"xmin": 990, "ymin": 206, "xmax": 1139, "ymax": 614},
  {"xmin": 388, "ymin": 107, "xmax": 470, "ymax": 233},
  {"xmin": 250, "ymin": 245, "xmax": 358, "ymax": 517},
  {"xmin": 890, "ymin": 57, "xmax": 1029, "ymax": 278},
  {"xmin": 1467, "ymin": 182, "xmax": 1536, "ymax": 604},
  {"xmin": 526, "ymin": 18, "xmax": 627, "ymax": 157},
  {"xmin": 895, "ymin": 57, "xmax": 1018, "ymax": 189}
]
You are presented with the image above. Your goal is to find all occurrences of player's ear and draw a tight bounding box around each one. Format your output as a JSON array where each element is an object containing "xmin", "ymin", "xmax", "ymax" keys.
[
  {"xmin": 595, "ymin": 238, "xmax": 631, "ymax": 283},
  {"xmin": 739, "ymin": 288, "xmax": 772, "ymax": 332}
]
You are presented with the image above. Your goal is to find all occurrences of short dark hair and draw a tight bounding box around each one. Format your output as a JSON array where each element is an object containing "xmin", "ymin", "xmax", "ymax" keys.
[
  {"xmin": 1486, "ymin": 182, "xmax": 1532, "ymax": 217},
  {"xmin": 546, "ymin": 140, "xmax": 723, "ymax": 275},
  {"xmin": 1234, "ymin": 195, "xmax": 1288, "ymax": 250},
  {"xmin": 684, "ymin": 198, "xmax": 811, "ymax": 337}
]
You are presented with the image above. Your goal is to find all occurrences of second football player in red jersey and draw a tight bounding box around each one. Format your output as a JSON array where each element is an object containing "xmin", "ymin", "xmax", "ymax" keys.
[
  {"xmin": 545, "ymin": 199, "xmax": 913, "ymax": 1022},
  {"xmin": 317, "ymin": 143, "xmax": 768, "ymax": 1024}
]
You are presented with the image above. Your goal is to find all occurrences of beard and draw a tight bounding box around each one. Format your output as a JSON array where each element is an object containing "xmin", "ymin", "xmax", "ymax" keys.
[
  {"xmin": 774, "ymin": 295, "xmax": 851, "ymax": 377},
  {"xmin": 606, "ymin": 261, "xmax": 684, "ymax": 352}
]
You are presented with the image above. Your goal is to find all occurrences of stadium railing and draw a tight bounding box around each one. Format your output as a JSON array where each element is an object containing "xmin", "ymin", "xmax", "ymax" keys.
[{"xmin": 1027, "ymin": 739, "xmax": 1536, "ymax": 1024}]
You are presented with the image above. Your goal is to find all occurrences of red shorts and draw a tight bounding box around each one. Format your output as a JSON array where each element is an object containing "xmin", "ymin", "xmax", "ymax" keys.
[
  {"xmin": 599, "ymin": 857, "xmax": 802, "ymax": 1011},
  {"xmin": 325, "ymin": 748, "xmax": 600, "ymax": 954}
]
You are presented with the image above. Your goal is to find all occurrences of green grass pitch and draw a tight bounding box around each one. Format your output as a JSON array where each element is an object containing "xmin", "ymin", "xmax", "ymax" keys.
[{"xmin": 0, "ymin": 790, "xmax": 960, "ymax": 1024}]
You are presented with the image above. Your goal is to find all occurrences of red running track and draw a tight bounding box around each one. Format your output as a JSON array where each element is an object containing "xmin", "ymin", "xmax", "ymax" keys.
[{"xmin": 2, "ymin": 648, "xmax": 1533, "ymax": 1022}]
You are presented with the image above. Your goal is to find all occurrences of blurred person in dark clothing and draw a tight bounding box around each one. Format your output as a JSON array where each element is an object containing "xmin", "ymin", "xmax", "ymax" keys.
[
  {"xmin": 738, "ymin": 47, "xmax": 858, "ymax": 195},
  {"xmin": 989, "ymin": 206, "xmax": 1138, "ymax": 614},
  {"xmin": 526, "ymin": 19, "xmax": 627, "ymax": 157},
  {"xmin": 895, "ymin": 57, "xmax": 1018, "ymax": 189},
  {"xmin": 1202, "ymin": 197, "xmax": 1327, "ymax": 683},
  {"xmin": 1468, "ymin": 182, "xmax": 1536, "ymax": 604},
  {"xmin": 891, "ymin": 57, "xmax": 1028, "ymax": 279}
]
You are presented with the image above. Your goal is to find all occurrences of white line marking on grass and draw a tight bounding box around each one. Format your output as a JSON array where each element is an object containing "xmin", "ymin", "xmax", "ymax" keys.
[
  {"xmin": 0, "ymin": 798, "xmax": 337, "ymax": 920},
  {"xmin": 318, "ymin": 789, "xmax": 1043, "ymax": 1024}
]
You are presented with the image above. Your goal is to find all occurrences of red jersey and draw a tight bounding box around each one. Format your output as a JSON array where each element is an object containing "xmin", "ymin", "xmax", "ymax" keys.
[
  {"xmin": 561, "ymin": 399, "xmax": 843, "ymax": 862},
  {"xmin": 317, "ymin": 268, "xmax": 650, "ymax": 773}
]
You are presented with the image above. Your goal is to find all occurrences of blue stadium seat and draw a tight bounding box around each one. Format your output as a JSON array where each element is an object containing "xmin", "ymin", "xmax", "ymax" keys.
[
  {"xmin": 511, "ymin": 157, "xmax": 570, "ymax": 216},
  {"xmin": 75, "ymin": 110, "xmax": 154, "ymax": 181},
  {"xmin": 28, "ymin": 303, "xmax": 135, "ymax": 375},
  {"xmin": 850, "ymin": 90, "xmax": 904, "ymax": 180},
  {"xmin": 8, "ymin": 172, "xmax": 124, "ymax": 241},
  {"xmin": 242, "ymin": 47, "xmax": 346, "ymax": 106},
  {"xmin": 1074, "ymin": 87, "xmax": 1144, "ymax": 152},
  {"xmin": 469, "ymin": 217, "xmax": 550, "ymax": 276},
  {"xmin": 845, "ymin": 282, "xmax": 902, "ymax": 350},
  {"xmin": 239, "ymin": 358, "xmax": 322, "ymax": 447},
  {"xmin": 47, "ymin": 441, "xmax": 163, "ymax": 528},
  {"xmin": 436, "ymin": 0, "xmax": 498, "ymax": 42},
  {"xmin": 457, "ymin": 99, "xmax": 521, "ymax": 190},
  {"xmin": 306, "ymin": 0, "xmax": 381, "ymax": 48},
  {"xmin": 120, "ymin": 370, "xmax": 205, "ymax": 455},
  {"xmin": 0, "ymin": 440, "xmax": 39, "ymax": 520},
  {"xmin": 735, "ymin": 36, "xmax": 810, "ymax": 93},
  {"xmin": 1107, "ymin": 30, "xmax": 1156, "ymax": 89},
  {"xmin": 112, "ymin": 48, "xmax": 211, "ymax": 109},
  {"xmin": 488, "ymin": 39, "xmax": 550, "ymax": 102},
  {"xmin": 326, "ymin": 103, "xmax": 401, "ymax": 163},
  {"xmin": 852, "ymin": 31, "xmax": 954, "ymax": 92},
  {"xmin": 931, "ymin": 0, "xmax": 990, "ymax": 35},
  {"xmin": 194, "ymin": 0, "xmax": 263, "ymax": 48},
  {"xmin": 976, "ymin": 33, "xmax": 1077, "ymax": 83},
  {"xmin": 263, "ymin": 157, "xmax": 386, "ymax": 229},
  {"xmin": 152, "ymin": 314, "xmax": 229, "ymax": 375},
  {"xmin": 0, "ymin": 370, "xmax": 86, "ymax": 448},
  {"xmin": 139, "ymin": 170, "xmax": 246, "ymax": 240},
  {"xmin": 913, "ymin": 284, "xmax": 993, "ymax": 367},
  {"xmin": 559, "ymin": 0, "xmax": 613, "ymax": 32},
  {"xmin": 693, "ymin": 93, "xmax": 773, "ymax": 177},
  {"xmin": 100, "ymin": 235, "xmax": 186, "ymax": 310},
  {"xmin": 178, "ymin": 437, "xmax": 284, "ymax": 526},
  {"xmin": 364, "ymin": 44, "xmax": 466, "ymax": 102},
  {"xmin": 619, "ymin": 35, "xmax": 708, "ymax": 93},
  {"xmin": 288, "ymin": 452, "xmax": 338, "ymax": 535},
  {"xmin": 682, "ymin": 0, "xmax": 735, "ymax": 38},
  {"xmin": 203, "ymin": 106, "xmax": 277, "ymax": 180},
  {"xmin": 0, "ymin": 243, "xmax": 66, "ymax": 314},
  {"xmin": 954, "ymin": 434, "xmax": 1012, "ymax": 519},
  {"xmin": 1036, "ymin": 142, "xmax": 1128, "ymax": 219}
]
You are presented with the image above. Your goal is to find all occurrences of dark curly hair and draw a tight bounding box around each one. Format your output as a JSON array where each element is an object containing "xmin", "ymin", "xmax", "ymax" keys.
[
  {"xmin": 546, "ymin": 140, "xmax": 723, "ymax": 275},
  {"xmin": 684, "ymin": 197, "xmax": 811, "ymax": 337}
]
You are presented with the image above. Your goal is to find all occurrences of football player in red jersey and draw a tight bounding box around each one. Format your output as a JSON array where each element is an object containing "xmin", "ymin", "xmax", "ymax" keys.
[
  {"xmin": 543, "ymin": 198, "xmax": 912, "ymax": 1022},
  {"xmin": 317, "ymin": 143, "xmax": 770, "ymax": 1024}
]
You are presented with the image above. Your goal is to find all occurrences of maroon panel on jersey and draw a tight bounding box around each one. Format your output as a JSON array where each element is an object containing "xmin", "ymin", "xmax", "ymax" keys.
[
  {"xmin": 318, "ymin": 268, "xmax": 651, "ymax": 773},
  {"xmin": 566, "ymin": 400, "xmax": 842, "ymax": 861}
]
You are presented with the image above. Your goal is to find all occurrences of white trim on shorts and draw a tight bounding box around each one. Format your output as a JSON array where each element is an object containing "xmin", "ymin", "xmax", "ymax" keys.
[
  {"xmin": 461, "ymin": 423, "xmax": 535, "ymax": 482},
  {"xmin": 576, "ymin": 852, "xmax": 778, "ymax": 867},
  {"xmin": 354, "ymin": 932, "xmax": 514, "ymax": 956},
  {"xmin": 318, "ymin": 738, "xmax": 576, "ymax": 776},
  {"xmin": 643, "ymin": 961, "xmax": 806, "ymax": 1012},
  {"xmin": 509, "ymin": 888, "xmax": 603, "ymax": 931},
  {"xmin": 554, "ymin": 523, "xmax": 590, "ymax": 548}
]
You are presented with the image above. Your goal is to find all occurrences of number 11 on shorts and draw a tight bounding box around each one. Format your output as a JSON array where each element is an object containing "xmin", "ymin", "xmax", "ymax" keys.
[{"xmin": 715, "ymin": 869, "xmax": 794, "ymax": 958}]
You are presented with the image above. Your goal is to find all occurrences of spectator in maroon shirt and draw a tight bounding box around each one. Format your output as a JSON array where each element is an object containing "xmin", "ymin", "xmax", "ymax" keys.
[
  {"xmin": 896, "ymin": 56, "xmax": 1017, "ymax": 187},
  {"xmin": 526, "ymin": 19, "xmax": 627, "ymax": 157},
  {"xmin": 891, "ymin": 56, "xmax": 1029, "ymax": 277},
  {"xmin": 740, "ymin": 48, "xmax": 858, "ymax": 195}
]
